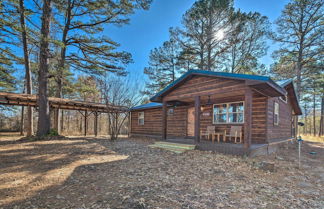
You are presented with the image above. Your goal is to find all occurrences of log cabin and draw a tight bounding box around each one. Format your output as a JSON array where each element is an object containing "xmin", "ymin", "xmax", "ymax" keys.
[{"xmin": 130, "ymin": 70, "xmax": 302, "ymax": 155}]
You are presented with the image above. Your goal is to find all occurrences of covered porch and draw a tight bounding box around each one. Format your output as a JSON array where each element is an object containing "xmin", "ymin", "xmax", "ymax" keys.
[{"xmin": 161, "ymin": 86, "xmax": 254, "ymax": 149}]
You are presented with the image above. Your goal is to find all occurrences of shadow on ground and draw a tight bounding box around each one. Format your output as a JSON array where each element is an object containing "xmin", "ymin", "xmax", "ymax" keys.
[{"xmin": 0, "ymin": 136, "xmax": 128, "ymax": 208}]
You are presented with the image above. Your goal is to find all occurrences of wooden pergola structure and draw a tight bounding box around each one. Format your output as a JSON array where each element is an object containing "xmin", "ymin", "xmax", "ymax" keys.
[{"xmin": 0, "ymin": 92, "xmax": 128, "ymax": 136}]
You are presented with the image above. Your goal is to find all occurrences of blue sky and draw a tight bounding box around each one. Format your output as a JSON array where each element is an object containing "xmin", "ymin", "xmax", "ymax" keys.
[{"xmin": 105, "ymin": 0, "xmax": 290, "ymax": 81}]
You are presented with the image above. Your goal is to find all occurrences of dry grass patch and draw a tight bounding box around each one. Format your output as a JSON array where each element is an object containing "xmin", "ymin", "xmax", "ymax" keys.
[
  {"xmin": 0, "ymin": 136, "xmax": 127, "ymax": 207},
  {"xmin": 0, "ymin": 134, "xmax": 323, "ymax": 209},
  {"xmin": 301, "ymin": 134, "xmax": 324, "ymax": 143}
]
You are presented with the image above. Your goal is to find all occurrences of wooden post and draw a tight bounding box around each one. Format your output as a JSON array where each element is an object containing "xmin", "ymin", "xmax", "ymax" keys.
[
  {"xmin": 94, "ymin": 111, "xmax": 98, "ymax": 137},
  {"xmin": 20, "ymin": 106, "xmax": 25, "ymax": 136},
  {"xmin": 84, "ymin": 110, "xmax": 87, "ymax": 136},
  {"xmin": 53, "ymin": 107, "xmax": 60, "ymax": 134},
  {"xmin": 162, "ymin": 101, "xmax": 167, "ymax": 140},
  {"xmin": 244, "ymin": 87, "xmax": 252, "ymax": 149},
  {"xmin": 194, "ymin": 96, "xmax": 201, "ymax": 143}
]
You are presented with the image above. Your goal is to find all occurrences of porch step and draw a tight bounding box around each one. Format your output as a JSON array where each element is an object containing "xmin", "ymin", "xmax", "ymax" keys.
[{"xmin": 148, "ymin": 141, "xmax": 196, "ymax": 154}]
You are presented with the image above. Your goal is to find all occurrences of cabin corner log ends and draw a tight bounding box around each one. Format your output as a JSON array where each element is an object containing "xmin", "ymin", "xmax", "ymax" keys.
[{"xmin": 0, "ymin": 92, "xmax": 128, "ymax": 136}]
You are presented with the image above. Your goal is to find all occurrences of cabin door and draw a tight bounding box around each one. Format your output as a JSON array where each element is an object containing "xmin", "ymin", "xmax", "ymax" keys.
[{"xmin": 187, "ymin": 107, "xmax": 195, "ymax": 136}]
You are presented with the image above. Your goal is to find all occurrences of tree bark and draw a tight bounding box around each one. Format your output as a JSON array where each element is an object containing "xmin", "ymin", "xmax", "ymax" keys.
[
  {"xmin": 319, "ymin": 96, "xmax": 324, "ymax": 136},
  {"xmin": 19, "ymin": 0, "xmax": 33, "ymax": 136},
  {"xmin": 37, "ymin": 0, "xmax": 52, "ymax": 137},
  {"xmin": 313, "ymin": 93, "xmax": 316, "ymax": 136},
  {"xmin": 20, "ymin": 106, "xmax": 24, "ymax": 136},
  {"xmin": 54, "ymin": 0, "xmax": 73, "ymax": 132}
]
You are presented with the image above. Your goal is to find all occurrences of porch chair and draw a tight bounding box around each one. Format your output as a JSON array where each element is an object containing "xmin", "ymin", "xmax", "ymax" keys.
[
  {"xmin": 200, "ymin": 126, "xmax": 216, "ymax": 141},
  {"xmin": 224, "ymin": 126, "xmax": 243, "ymax": 143}
]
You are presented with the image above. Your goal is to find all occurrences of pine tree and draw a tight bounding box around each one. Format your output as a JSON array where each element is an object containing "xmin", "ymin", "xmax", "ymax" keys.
[
  {"xmin": 51, "ymin": 0, "xmax": 152, "ymax": 131},
  {"xmin": 177, "ymin": 0, "xmax": 235, "ymax": 70},
  {"xmin": 223, "ymin": 11, "xmax": 270, "ymax": 74},
  {"xmin": 37, "ymin": 0, "xmax": 52, "ymax": 136},
  {"xmin": 271, "ymin": 0, "xmax": 323, "ymax": 99},
  {"xmin": 143, "ymin": 31, "xmax": 182, "ymax": 96}
]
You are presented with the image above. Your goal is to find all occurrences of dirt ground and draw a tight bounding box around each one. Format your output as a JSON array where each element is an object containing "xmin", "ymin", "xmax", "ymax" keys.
[{"xmin": 0, "ymin": 133, "xmax": 323, "ymax": 209}]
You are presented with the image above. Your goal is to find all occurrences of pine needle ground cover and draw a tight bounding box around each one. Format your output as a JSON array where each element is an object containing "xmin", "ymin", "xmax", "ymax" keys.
[{"xmin": 0, "ymin": 134, "xmax": 323, "ymax": 209}]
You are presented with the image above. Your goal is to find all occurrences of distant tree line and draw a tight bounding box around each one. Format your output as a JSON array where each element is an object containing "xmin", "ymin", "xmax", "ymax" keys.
[{"xmin": 143, "ymin": 0, "xmax": 323, "ymax": 136}]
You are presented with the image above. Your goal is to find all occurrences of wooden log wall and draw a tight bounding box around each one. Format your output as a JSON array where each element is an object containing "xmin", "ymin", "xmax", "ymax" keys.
[
  {"xmin": 131, "ymin": 75, "xmax": 294, "ymax": 144},
  {"xmin": 131, "ymin": 108, "xmax": 162, "ymax": 136},
  {"xmin": 251, "ymin": 92, "xmax": 267, "ymax": 144},
  {"xmin": 267, "ymin": 97, "xmax": 293, "ymax": 141},
  {"xmin": 164, "ymin": 75, "xmax": 246, "ymax": 101},
  {"xmin": 131, "ymin": 106, "xmax": 188, "ymax": 137}
]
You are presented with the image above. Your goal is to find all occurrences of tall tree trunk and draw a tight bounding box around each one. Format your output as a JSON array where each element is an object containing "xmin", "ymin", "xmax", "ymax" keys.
[
  {"xmin": 319, "ymin": 96, "xmax": 324, "ymax": 136},
  {"xmin": 61, "ymin": 109, "xmax": 64, "ymax": 133},
  {"xmin": 20, "ymin": 106, "xmax": 24, "ymax": 136},
  {"xmin": 54, "ymin": 0, "xmax": 73, "ymax": 132},
  {"xmin": 19, "ymin": 0, "xmax": 33, "ymax": 136},
  {"xmin": 313, "ymin": 93, "xmax": 316, "ymax": 136},
  {"xmin": 37, "ymin": 0, "xmax": 52, "ymax": 137},
  {"xmin": 304, "ymin": 105, "xmax": 307, "ymax": 135}
]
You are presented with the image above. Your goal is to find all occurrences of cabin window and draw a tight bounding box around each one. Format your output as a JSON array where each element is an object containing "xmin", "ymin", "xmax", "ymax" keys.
[
  {"xmin": 213, "ymin": 102, "xmax": 244, "ymax": 124},
  {"xmin": 274, "ymin": 102, "xmax": 279, "ymax": 125},
  {"xmin": 138, "ymin": 112, "xmax": 144, "ymax": 125},
  {"xmin": 279, "ymin": 95, "xmax": 288, "ymax": 103},
  {"xmin": 168, "ymin": 108, "xmax": 174, "ymax": 115}
]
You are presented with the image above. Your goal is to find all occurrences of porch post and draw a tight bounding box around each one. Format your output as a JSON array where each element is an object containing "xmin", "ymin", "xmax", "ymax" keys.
[
  {"xmin": 194, "ymin": 96, "xmax": 201, "ymax": 143},
  {"xmin": 244, "ymin": 87, "xmax": 252, "ymax": 149},
  {"xmin": 162, "ymin": 101, "xmax": 167, "ymax": 140}
]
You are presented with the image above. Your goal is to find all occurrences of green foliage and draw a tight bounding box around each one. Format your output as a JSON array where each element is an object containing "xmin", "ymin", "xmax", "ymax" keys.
[
  {"xmin": 143, "ymin": 30, "xmax": 183, "ymax": 97},
  {"xmin": 52, "ymin": 0, "xmax": 152, "ymax": 79},
  {"xmin": 270, "ymin": 0, "xmax": 323, "ymax": 98},
  {"xmin": 48, "ymin": 129, "xmax": 59, "ymax": 136},
  {"xmin": 222, "ymin": 11, "xmax": 270, "ymax": 73},
  {"xmin": 143, "ymin": 0, "xmax": 271, "ymax": 96}
]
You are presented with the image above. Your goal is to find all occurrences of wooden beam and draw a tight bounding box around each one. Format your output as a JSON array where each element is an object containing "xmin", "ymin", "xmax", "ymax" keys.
[
  {"xmin": 162, "ymin": 101, "xmax": 167, "ymax": 140},
  {"xmin": 194, "ymin": 96, "xmax": 201, "ymax": 143},
  {"xmin": 244, "ymin": 87, "xmax": 252, "ymax": 149}
]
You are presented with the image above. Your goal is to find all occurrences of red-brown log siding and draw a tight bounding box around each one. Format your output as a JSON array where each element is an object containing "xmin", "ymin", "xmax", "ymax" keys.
[
  {"xmin": 251, "ymin": 93, "xmax": 267, "ymax": 143},
  {"xmin": 131, "ymin": 106, "xmax": 187, "ymax": 137},
  {"xmin": 130, "ymin": 75, "xmax": 294, "ymax": 144},
  {"xmin": 163, "ymin": 75, "xmax": 246, "ymax": 101},
  {"xmin": 267, "ymin": 97, "xmax": 293, "ymax": 141},
  {"xmin": 131, "ymin": 108, "xmax": 162, "ymax": 135}
]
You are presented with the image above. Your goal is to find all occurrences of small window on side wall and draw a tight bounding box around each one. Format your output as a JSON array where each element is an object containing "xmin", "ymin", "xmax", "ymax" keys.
[
  {"xmin": 168, "ymin": 108, "xmax": 174, "ymax": 116},
  {"xmin": 280, "ymin": 95, "xmax": 288, "ymax": 103},
  {"xmin": 138, "ymin": 112, "xmax": 144, "ymax": 125},
  {"xmin": 274, "ymin": 102, "xmax": 279, "ymax": 125}
]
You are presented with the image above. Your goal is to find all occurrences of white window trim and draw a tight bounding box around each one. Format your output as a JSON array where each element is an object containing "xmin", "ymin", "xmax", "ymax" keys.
[
  {"xmin": 274, "ymin": 102, "xmax": 279, "ymax": 125},
  {"xmin": 212, "ymin": 101, "xmax": 244, "ymax": 124},
  {"xmin": 279, "ymin": 94, "xmax": 288, "ymax": 103},
  {"xmin": 138, "ymin": 112, "xmax": 144, "ymax": 125}
]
